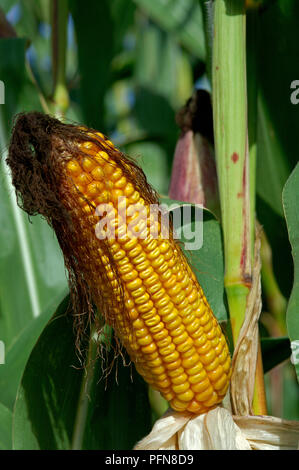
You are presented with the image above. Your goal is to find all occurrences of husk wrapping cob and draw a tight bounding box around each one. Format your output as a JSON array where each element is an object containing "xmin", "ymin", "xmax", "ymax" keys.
[{"xmin": 7, "ymin": 112, "xmax": 231, "ymax": 414}]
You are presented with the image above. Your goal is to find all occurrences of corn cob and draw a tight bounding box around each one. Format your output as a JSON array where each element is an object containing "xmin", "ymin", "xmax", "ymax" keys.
[{"xmin": 8, "ymin": 112, "xmax": 231, "ymax": 414}]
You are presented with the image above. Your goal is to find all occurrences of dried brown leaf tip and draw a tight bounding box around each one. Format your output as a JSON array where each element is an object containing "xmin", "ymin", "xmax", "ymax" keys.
[{"xmin": 7, "ymin": 112, "xmax": 231, "ymax": 414}]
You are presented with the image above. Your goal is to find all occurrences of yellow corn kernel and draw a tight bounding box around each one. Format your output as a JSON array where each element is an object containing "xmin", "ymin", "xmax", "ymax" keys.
[
  {"xmin": 76, "ymin": 172, "xmax": 92, "ymax": 187},
  {"xmin": 190, "ymin": 377, "xmax": 210, "ymax": 393},
  {"xmin": 67, "ymin": 160, "xmax": 82, "ymax": 176},
  {"xmin": 82, "ymin": 156, "xmax": 97, "ymax": 173},
  {"xmin": 141, "ymin": 343, "xmax": 157, "ymax": 354},
  {"xmin": 203, "ymin": 392, "xmax": 219, "ymax": 408},
  {"xmin": 168, "ymin": 367, "xmax": 184, "ymax": 378},
  {"xmin": 177, "ymin": 389, "xmax": 194, "ymax": 402},
  {"xmin": 137, "ymin": 335, "xmax": 152, "ymax": 347},
  {"xmin": 187, "ymin": 401, "xmax": 202, "ymax": 413},
  {"xmin": 91, "ymin": 166, "xmax": 105, "ymax": 181},
  {"xmin": 171, "ymin": 373, "xmax": 188, "ymax": 385},
  {"xmin": 171, "ymin": 398, "xmax": 189, "ymax": 411},
  {"xmin": 151, "ymin": 365, "xmax": 164, "ymax": 375},
  {"xmin": 195, "ymin": 386, "xmax": 214, "ymax": 402},
  {"xmin": 86, "ymin": 181, "xmax": 104, "ymax": 197}
]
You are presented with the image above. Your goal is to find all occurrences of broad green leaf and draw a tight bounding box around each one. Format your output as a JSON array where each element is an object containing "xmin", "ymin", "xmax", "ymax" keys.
[
  {"xmin": 282, "ymin": 363, "xmax": 299, "ymax": 420},
  {"xmin": 126, "ymin": 142, "xmax": 170, "ymax": 195},
  {"xmin": 110, "ymin": 0, "xmax": 136, "ymax": 53},
  {"xmin": 4, "ymin": 1, "xmax": 39, "ymax": 39},
  {"xmin": 13, "ymin": 296, "xmax": 81, "ymax": 450},
  {"xmin": 0, "ymin": 38, "xmax": 27, "ymax": 128},
  {"xmin": 256, "ymin": 95, "xmax": 290, "ymax": 218},
  {"xmin": 133, "ymin": 86, "xmax": 177, "ymax": 142},
  {"xmin": 254, "ymin": 0, "xmax": 299, "ymax": 297},
  {"xmin": 0, "ymin": 163, "xmax": 34, "ymax": 344},
  {"xmin": 69, "ymin": 0, "xmax": 115, "ymax": 130},
  {"xmin": 261, "ymin": 337, "xmax": 291, "ymax": 374},
  {"xmin": 13, "ymin": 297, "xmax": 151, "ymax": 450},
  {"xmin": 81, "ymin": 347, "xmax": 151, "ymax": 450},
  {"xmin": 132, "ymin": 22, "xmax": 191, "ymax": 162},
  {"xmin": 0, "ymin": 170, "xmax": 67, "ymax": 347},
  {"xmin": 256, "ymin": 0, "xmax": 299, "ymax": 192},
  {"xmin": 265, "ymin": 361, "xmax": 299, "ymax": 421},
  {"xmin": 0, "ymin": 288, "xmax": 67, "ymax": 410},
  {"xmin": 133, "ymin": 0, "xmax": 206, "ymax": 60},
  {"xmin": 0, "ymin": 402, "xmax": 12, "ymax": 450},
  {"xmin": 161, "ymin": 197, "xmax": 227, "ymax": 322},
  {"xmin": 134, "ymin": 22, "xmax": 193, "ymax": 108},
  {"xmin": 257, "ymin": 196, "xmax": 293, "ymax": 300},
  {"xmin": 282, "ymin": 163, "xmax": 299, "ymax": 382}
]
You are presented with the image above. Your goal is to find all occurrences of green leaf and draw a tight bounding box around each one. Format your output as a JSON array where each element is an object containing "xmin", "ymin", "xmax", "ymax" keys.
[
  {"xmin": 261, "ymin": 337, "xmax": 291, "ymax": 374},
  {"xmin": 69, "ymin": 0, "xmax": 115, "ymax": 130},
  {"xmin": 0, "ymin": 38, "xmax": 26, "ymax": 127},
  {"xmin": 0, "ymin": 402, "xmax": 12, "ymax": 450},
  {"xmin": 80, "ymin": 347, "xmax": 151, "ymax": 450},
  {"xmin": 282, "ymin": 363, "xmax": 299, "ymax": 420},
  {"xmin": 0, "ymin": 167, "xmax": 67, "ymax": 346},
  {"xmin": 13, "ymin": 296, "xmax": 82, "ymax": 450},
  {"xmin": 13, "ymin": 297, "xmax": 151, "ymax": 450},
  {"xmin": 133, "ymin": 0, "xmax": 206, "ymax": 60},
  {"xmin": 0, "ymin": 288, "xmax": 67, "ymax": 410},
  {"xmin": 161, "ymin": 197, "xmax": 227, "ymax": 321},
  {"xmin": 134, "ymin": 22, "xmax": 193, "ymax": 108},
  {"xmin": 110, "ymin": 0, "xmax": 136, "ymax": 53},
  {"xmin": 0, "ymin": 0, "xmax": 17, "ymax": 13},
  {"xmin": 126, "ymin": 142, "xmax": 170, "ymax": 195},
  {"xmin": 5, "ymin": 1, "xmax": 39, "ymax": 39},
  {"xmin": 133, "ymin": 86, "xmax": 177, "ymax": 141},
  {"xmin": 256, "ymin": 0, "xmax": 299, "ymax": 211},
  {"xmin": 256, "ymin": 96, "xmax": 290, "ymax": 218},
  {"xmin": 257, "ymin": 196, "xmax": 293, "ymax": 300},
  {"xmin": 282, "ymin": 163, "xmax": 299, "ymax": 382},
  {"xmin": 255, "ymin": 0, "xmax": 299, "ymax": 298}
]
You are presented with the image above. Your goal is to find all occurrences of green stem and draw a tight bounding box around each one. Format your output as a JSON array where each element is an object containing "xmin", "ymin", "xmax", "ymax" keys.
[
  {"xmin": 247, "ymin": 9, "xmax": 258, "ymax": 258},
  {"xmin": 212, "ymin": 0, "xmax": 250, "ymax": 344},
  {"xmin": 71, "ymin": 323, "xmax": 112, "ymax": 449},
  {"xmin": 71, "ymin": 329, "xmax": 98, "ymax": 450},
  {"xmin": 51, "ymin": 0, "xmax": 69, "ymax": 116},
  {"xmin": 213, "ymin": 0, "xmax": 267, "ymax": 416}
]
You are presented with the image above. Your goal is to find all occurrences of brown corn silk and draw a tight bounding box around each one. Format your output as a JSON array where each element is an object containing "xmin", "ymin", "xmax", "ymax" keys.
[{"xmin": 7, "ymin": 112, "xmax": 231, "ymax": 414}]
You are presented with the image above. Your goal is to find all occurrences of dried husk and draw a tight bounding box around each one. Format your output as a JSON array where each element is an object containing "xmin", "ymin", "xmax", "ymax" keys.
[{"xmin": 134, "ymin": 406, "xmax": 299, "ymax": 450}]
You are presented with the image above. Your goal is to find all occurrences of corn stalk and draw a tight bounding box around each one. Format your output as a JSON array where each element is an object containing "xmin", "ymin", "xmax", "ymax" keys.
[
  {"xmin": 51, "ymin": 0, "xmax": 69, "ymax": 116},
  {"xmin": 212, "ymin": 0, "xmax": 266, "ymax": 414}
]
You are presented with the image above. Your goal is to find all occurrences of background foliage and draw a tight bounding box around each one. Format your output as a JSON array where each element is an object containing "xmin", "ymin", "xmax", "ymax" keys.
[{"xmin": 0, "ymin": 0, "xmax": 298, "ymax": 449}]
